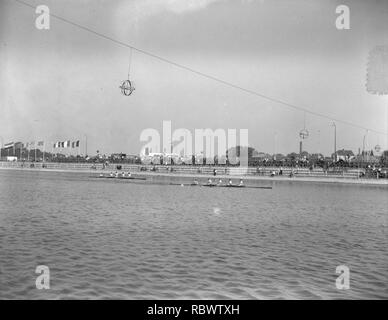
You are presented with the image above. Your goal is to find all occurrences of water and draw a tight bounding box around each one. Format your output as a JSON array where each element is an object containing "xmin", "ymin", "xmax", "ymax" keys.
[{"xmin": 0, "ymin": 169, "xmax": 387, "ymax": 299}]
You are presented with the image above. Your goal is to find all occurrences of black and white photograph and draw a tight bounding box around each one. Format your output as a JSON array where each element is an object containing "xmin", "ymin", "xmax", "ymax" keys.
[{"xmin": 0, "ymin": 0, "xmax": 387, "ymax": 307}]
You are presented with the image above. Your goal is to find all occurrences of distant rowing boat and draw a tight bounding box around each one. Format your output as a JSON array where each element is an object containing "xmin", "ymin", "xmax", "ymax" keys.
[
  {"xmin": 202, "ymin": 183, "xmax": 246, "ymax": 188},
  {"xmin": 93, "ymin": 175, "xmax": 147, "ymax": 180},
  {"xmin": 170, "ymin": 183, "xmax": 272, "ymax": 189},
  {"xmin": 92, "ymin": 175, "xmax": 272, "ymax": 189}
]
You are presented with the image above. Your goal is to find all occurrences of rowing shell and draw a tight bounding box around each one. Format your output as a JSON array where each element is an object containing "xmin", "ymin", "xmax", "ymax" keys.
[
  {"xmin": 93, "ymin": 175, "xmax": 146, "ymax": 180},
  {"xmin": 170, "ymin": 183, "xmax": 272, "ymax": 189}
]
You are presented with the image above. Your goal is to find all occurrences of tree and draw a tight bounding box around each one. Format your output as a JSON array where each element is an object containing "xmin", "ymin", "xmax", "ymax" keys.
[
  {"xmin": 287, "ymin": 152, "xmax": 298, "ymax": 161},
  {"xmin": 226, "ymin": 146, "xmax": 257, "ymax": 158},
  {"xmin": 380, "ymin": 150, "xmax": 388, "ymax": 167}
]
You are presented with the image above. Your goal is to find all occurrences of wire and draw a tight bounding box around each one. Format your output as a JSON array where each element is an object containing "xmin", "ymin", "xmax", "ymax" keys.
[
  {"xmin": 128, "ymin": 48, "xmax": 132, "ymax": 79},
  {"xmin": 12, "ymin": 0, "xmax": 388, "ymax": 136}
]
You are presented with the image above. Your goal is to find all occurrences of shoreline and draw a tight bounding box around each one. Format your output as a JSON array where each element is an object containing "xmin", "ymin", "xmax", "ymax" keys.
[{"xmin": 1, "ymin": 165, "xmax": 387, "ymax": 187}]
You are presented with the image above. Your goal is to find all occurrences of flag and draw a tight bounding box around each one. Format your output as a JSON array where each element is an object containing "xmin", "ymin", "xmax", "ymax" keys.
[
  {"xmin": 64, "ymin": 140, "xmax": 70, "ymax": 148},
  {"xmin": 61, "ymin": 142, "xmax": 64, "ymax": 148},
  {"xmin": 72, "ymin": 141, "xmax": 75, "ymax": 148},
  {"xmin": 76, "ymin": 140, "xmax": 80, "ymax": 147},
  {"xmin": 4, "ymin": 142, "xmax": 14, "ymax": 149},
  {"xmin": 37, "ymin": 141, "xmax": 44, "ymax": 147}
]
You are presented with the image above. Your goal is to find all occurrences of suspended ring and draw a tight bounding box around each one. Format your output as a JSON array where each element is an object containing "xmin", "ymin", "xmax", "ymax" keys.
[
  {"xmin": 120, "ymin": 79, "xmax": 135, "ymax": 96},
  {"xmin": 299, "ymin": 129, "xmax": 309, "ymax": 139}
]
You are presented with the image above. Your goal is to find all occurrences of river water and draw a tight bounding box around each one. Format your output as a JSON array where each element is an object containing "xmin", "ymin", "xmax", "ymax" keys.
[{"xmin": 0, "ymin": 169, "xmax": 386, "ymax": 299}]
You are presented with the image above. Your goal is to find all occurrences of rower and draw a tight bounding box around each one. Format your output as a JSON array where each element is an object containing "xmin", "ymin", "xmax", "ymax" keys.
[
  {"xmin": 193, "ymin": 179, "xmax": 199, "ymax": 185},
  {"xmin": 109, "ymin": 172, "xmax": 114, "ymax": 177},
  {"xmin": 127, "ymin": 171, "xmax": 131, "ymax": 177},
  {"xmin": 208, "ymin": 178, "xmax": 212, "ymax": 184},
  {"xmin": 99, "ymin": 173, "xmax": 104, "ymax": 177},
  {"xmin": 218, "ymin": 179, "xmax": 223, "ymax": 185},
  {"xmin": 239, "ymin": 179, "xmax": 244, "ymax": 186},
  {"xmin": 228, "ymin": 179, "xmax": 233, "ymax": 185}
]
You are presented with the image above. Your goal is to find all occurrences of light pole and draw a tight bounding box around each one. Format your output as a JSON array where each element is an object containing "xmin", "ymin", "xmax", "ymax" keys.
[
  {"xmin": 362, "ymin": 130, "xmax": 369, "ymax": 163},
  {"xmin": 273, "ymin": 131, "xmax": 277, "ymax": 160},
  {"xmin": 85, "ymin": 134, "xmax": 88, "ymax": 158},
  {"xmin": 317, "ymin": 130, "xmax": 321, "ymax": 158},
  {"xmin": 184, "ymin": 130, "xmax": 187, "ymax": 158},
  {"xmin": 331, "ymin": 122, "xmax": 337, "ymax": 162}
]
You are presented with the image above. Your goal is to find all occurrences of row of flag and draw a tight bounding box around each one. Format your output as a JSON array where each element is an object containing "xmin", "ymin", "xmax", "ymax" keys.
[
  {"xmin": 53, "ymin": 140, "xmax": 80, "ymax": 149},
  {"xmin": 3, "ymin": 140, "xmax": 83, "ymax": 159},
  {"xmin": 6, "ymin": 140, "xmax": 81, "ymax": 149},
  {"xmin": 24, "ymin": 141, "xmax": 44, "ymax": 148}
]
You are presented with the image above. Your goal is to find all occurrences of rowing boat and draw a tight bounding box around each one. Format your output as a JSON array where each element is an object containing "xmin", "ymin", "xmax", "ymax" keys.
[
  {"xmin": 169, "ymin": 183, "xmax": 272, "ymax": 189},
  {"xmin": 94, "ymin": 175, "xmax": 146, "ymax": 180},
  {"xmin": 92, "ymin": 176, "xmax": 272, "ymax": 189}
]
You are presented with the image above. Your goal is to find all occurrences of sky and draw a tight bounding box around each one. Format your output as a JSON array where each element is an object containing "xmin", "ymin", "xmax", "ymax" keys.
[{"xmin": 0, "ymin": 0, "xmax": 387, "ymax": 156}]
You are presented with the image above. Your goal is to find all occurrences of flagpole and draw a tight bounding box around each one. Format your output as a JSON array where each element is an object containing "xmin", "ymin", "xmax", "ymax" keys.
[
  {"xmin": 55, "ymin": 142, "xmax": 58, "ymax": 160},
  {"xmin": 85, "ymin": 134, "xmax": 88, "ymax": 158}
]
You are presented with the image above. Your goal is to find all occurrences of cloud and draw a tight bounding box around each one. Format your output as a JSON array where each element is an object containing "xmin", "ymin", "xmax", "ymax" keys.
[
  {"xmin": 163, "ymin": 0, "xmax": 223, "ymax": 14},
  {"xmin": 118, "ymin": 0, "xmax": 224, "ymax": 23},
  {"xmin": 114, "ymin": 0, "xmax": 227, "ymax": 40}
]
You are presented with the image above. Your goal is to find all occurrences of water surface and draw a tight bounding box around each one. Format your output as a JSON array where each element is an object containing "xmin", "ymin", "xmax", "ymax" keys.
[{"xmin": 0, "ymin": 170, "xmax": 387, "ymax": 299}]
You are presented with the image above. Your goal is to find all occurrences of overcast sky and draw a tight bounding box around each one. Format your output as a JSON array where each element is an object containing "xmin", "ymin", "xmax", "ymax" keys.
[{"xmin": 0, "ymin": 0, "xmax": 387, "ymax": 156}]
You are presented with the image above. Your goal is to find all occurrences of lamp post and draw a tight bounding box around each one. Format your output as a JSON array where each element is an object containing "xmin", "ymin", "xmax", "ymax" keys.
[
  {"xmin": 362, "ymin": 130, "xmax": 369, "ymax": 163},
  {"xmin": 273, "ymin": 131, "xmax": 277, "ymax": 160},
  {"xmin": 85, "ymin": 134, "xmax": 88, "ymax": 158},
  {"xmin": 331, "ymin": 122, "xmax": 337, "ymax": 162},
  {"xmin": 317, "ymin": 130, "xmax": 321, "ymax": 158},
  {"xmin": 299, "ymin": 113, "xmax": 309, "ymax": 160}
]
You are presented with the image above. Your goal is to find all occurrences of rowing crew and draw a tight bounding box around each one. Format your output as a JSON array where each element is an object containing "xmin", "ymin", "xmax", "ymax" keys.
[
  {"xmin": 206, "ymin": 178, "xmax": 244, "ymax": 186},
  {"xmin": 99, "ymin": 171, "xmax": 132, "ymax": 178}
]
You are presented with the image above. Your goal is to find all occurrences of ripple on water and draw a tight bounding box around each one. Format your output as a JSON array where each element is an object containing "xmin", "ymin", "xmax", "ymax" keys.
[{"xmin": 0, "ymin": 170, "xmax": 387, "ymax": 299}]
